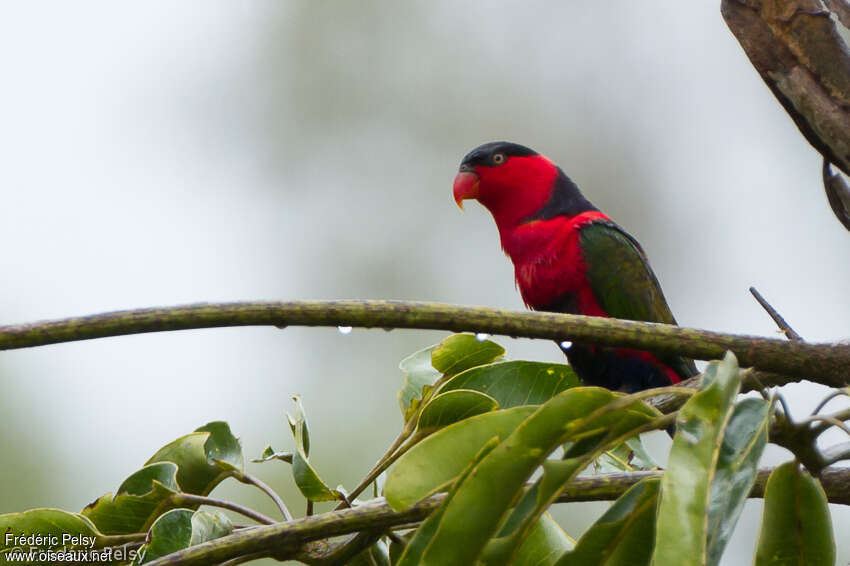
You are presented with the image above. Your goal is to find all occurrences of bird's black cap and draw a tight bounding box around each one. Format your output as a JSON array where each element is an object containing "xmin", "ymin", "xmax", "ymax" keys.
[{"xmin": 460, "ymin": 141, "xmax": 538, "ymax": 169}]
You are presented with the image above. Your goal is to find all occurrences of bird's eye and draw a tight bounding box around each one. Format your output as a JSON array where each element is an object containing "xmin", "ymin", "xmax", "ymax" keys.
[{"xmin": 492, "ymin": 153, "xmax": 506, "ymax": 165}]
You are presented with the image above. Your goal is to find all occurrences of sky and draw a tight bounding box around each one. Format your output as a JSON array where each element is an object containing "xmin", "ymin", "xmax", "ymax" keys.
[{"xmin": 1, "ymin": 3, "xmax": 849, "ymax": 565}]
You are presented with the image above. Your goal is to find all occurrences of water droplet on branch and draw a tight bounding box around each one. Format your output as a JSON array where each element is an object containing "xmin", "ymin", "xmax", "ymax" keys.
[
  {"xmin": 560, "ymin": 341, "xmax": 572, "ymax": 349},
  {"xmin": 475, "ymin": 333, "xmax": 490, "ymax": 341},
  {"xmin": 338, "ymin": 326, "xmax": 353, "ymax": 335}
]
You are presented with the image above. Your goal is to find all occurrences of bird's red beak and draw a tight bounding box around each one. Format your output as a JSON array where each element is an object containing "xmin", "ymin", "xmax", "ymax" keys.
[{"xmin": 453, "ymin": 168, "xmax": 480, "ymax": 210}]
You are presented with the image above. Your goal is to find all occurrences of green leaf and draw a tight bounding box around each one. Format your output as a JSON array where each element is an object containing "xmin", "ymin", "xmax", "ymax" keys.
[
  {"xmin": 1, "ymin": 509, "xmax": 106, "ymax": 559},
  {"xmin": 384, "ymin": 406, "xmax": 537, "ymax": 510},
  {"xmin": 251, "ymin": 445, "xmax": 294, "ymax": 464},
  {"xmin": 555, "ymin": 478, "xmax": 660, "ymax": 566},
  {"xmin": 146, "ymin": 421, "xmax": 244, "ymax": 496},
  {"xmin": 754, "ymin": 461, "xmax": 835, "ymax": 566},
  {"xmin": 118, "ymin": 462, "xmax": 181, "ymax": 495},
  {"xmin": 485, "ymin": 404, "xmax": 660, "ymax": 566},
  {"xmin": 440, "ymin": 361, "xmax": 579, "ymax": 409},
  {"xmin": 398, "ymin": 345, "xmax": 441, "ymax": 419},
  {"xmin": 399, "ymin": 334, "xmax": 504, "ymax": 418},
  {"xmin": 705, "ymin": 397, "xmax": 769, "ymax": 565},
  {"xmin": 82, "ymin": 462, "xmax": 181, "ymax": 535},
  {"xmin": 83, "ymin": 424, "xmax": 244, "ymax": 535},
  {"xmin": 416, "ymin": 389, "xmax": 499, "ymax": 434},
  {"xmin": 407, "ymin": 387, "xmax": 659, "ymax": 566},
  {"xmin": 592, "ymin": 436, "xmax": 658, "ymax": 474},
  {"xmin": 288, "ymin": 396, "xmax": 344, "ymax": 502},
  {"xmin": 430, "ymin": 334, "xmax": 505, "ymax": 375},
  {"xmin": 652, "ymin": 352, "xmax": 761, "ymax": 566},
  {"xmin": 134, "ymin": 508, "xmax": 231, "ymax": 564},
  {"xmin": 396, "ymin": 437, "xmax": 501, "ymax": 566},
  {"xmin": 511, "ymin": 513, "xmax": 574, "ymax": 566}
]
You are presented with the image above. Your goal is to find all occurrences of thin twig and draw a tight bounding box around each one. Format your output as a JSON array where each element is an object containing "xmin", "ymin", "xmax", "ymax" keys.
[
  {"xmin": 343, "ymin": 371, "xmax": 458, "ymax": 510},
  {"xmin": 812, "ymin": 407, "xmax": 850, "ymax": 437},
  {"xmin": 812, "ymin": 389, "xmax": 850, "ymax": 416},
  {"xmin": 173, "ymin": 493, "xmax": 277, "ymax": 525},
  {"xmin": 774, "ymin": 392, "xmax": 793, "ymax": 420},
  {"xmin": 797, "ymin": 414, "xmax": 850, "ymax": 440},
  {"xmin": 749, "ymin": 287, "xmax": 803, "ymax": 341},
  {"xmin": 340, "ymin": 416, "xmax": 419, "ymax": 509},
  {"xmin": 236, "ymin": 472, "xmax": 293, "ymax": 522}
]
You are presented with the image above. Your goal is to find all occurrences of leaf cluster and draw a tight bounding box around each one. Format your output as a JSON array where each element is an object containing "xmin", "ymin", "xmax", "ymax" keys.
[{"xmin": 1, "ymin": 334, "xmax": 844, "ymax": 565}]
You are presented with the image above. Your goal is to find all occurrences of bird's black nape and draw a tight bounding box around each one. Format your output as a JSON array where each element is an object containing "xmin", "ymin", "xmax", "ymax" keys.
[
  {"xmin": 523, "ymin": 168, "xmax": 598, "ymax": 221},
  {"xmin": 460, "ymin": 141, "xmax": 538, "ymax": 168}
]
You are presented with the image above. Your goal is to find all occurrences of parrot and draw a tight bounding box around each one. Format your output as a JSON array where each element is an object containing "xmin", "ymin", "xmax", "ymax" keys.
[{"xmin": 452, "ymin": 141, "xmax": 697, "ymax": 392}]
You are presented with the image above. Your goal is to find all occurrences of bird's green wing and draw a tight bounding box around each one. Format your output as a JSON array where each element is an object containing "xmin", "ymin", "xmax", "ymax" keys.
[
  {"xmin": 579, "ymin": 221, "xmax": 676, "ymax": 324},
  {"xmin": 579, "ymin": 221, "xmax": 697, "ymax": 377}
]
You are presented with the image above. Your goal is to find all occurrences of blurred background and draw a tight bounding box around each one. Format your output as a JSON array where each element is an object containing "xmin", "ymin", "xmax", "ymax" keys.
[{"xmin": 1, "ymin": 2, "xmax": 849, "ymax": 565}]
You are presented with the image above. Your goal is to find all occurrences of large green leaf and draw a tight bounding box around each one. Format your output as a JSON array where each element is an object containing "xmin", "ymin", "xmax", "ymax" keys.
[
  {"xmin": 400, "ymin": 387, "xmax": 658, "ymax": 566},
  {"xmin": 398, "ymin": 345, "xmax": 441, "ymax": 418},
  {"xmin": 555, "ymin": 478, "xmax": 660, "ymax": 566},
  {"xmin": 754, "ymin": 461, "xmax": 835, "ymax": 566},
  {"xmin": 146, "ymin": 421, "xmax": 244, "ymax": 496},
  {"xmin": 385, "ymin": 406, "xmax": 536, "ymax": 510},
  {"xmin": 396, "ymin": 438, "xmax": 500, "ymax": 566},
  {"xmin": 431, "ymin": 333, "xmax": 505, "ymax": 375},
  {"xmin": 416, "ymin": 389, "xmax": 499, "ymax": 434},
  {"xmin": 133, "ymin": 508, "xmax": 232, "ymax": 564},
  {"xmin": 398, "ymin": 334, "xmax": 504, "ymax": 418},
  {"xmin": 82, "ymin": 462, "xmax": 181, "ymax": 535},
  {"xmin": 652, "ymin": 352, "xmax": 767, "ymax": 566},
  {"xmin": 288, "ymin": 396, "xmax": 344, "ymax": 503},
  {"xmin": 439, "ymin": 361, "xmax": 579, "ymax": 409},
  {"xmin": 1, "ymin": 509, "xmax": 106, "ymax": 561},
  {"xmin": 82, "ymin": 423, "xmax": 246, "ymax": 536},
  {"xmin": 485, "ymin": 405, "xmax": 659, "ymax": 566},
  {"xmin": 511, "ymin": 513, "xmax": 574, "ymax": 566},
  {"xmin": 705, "ymin": 397, "xmax": 769, "ymax": 565}
]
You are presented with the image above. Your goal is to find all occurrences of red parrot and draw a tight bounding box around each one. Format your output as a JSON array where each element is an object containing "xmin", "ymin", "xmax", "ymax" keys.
[{"xmin": 453, "ymin": 141, "xmax": 696, "ymax": 392}]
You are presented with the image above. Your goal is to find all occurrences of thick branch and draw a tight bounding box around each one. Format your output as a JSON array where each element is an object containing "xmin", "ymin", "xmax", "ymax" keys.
[
  {"xmin": 721, "ymin": 0, "xmax": 850, "ymax": 231},
  {"xmin": 722, "ymin": 0, "xmax": 850, "ymax": 177},
  {"xmin": 0, "ymin": 300, "xmax": 847, "ymax": 386},
  {"xmin": 143, "ymin": 466, "xmax": 850, "ymax": 566}
]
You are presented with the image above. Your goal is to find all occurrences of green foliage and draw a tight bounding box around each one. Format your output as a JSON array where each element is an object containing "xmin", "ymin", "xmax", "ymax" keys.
[
  {"xmin": 652, "ymin": 353, "xmax": 769, "ymax": 566},
  {"xmin": 415, "ymin": 389, "xmax": 499, "ymax": 434},
  {"xmin": 1, "ymin": 333, "xmax": 844, "ymax": 566},
  {"xmin": 754, "ymin": 462, "xmax": 835, "ymax": 566},
  {"xmin": 133, "ymin": 509, "xmax": 231, "ymax": 565},
  {"xmin": 287, "ymin": 395, "xmax": 345, "ymax": 503},
  {"xmin": 555, "ymin": 478, "xmax": 660, "ymax": 566},
  {"xmin": 146, "ymin": 421, "xmax": 244, "ymax": 496},
  {"xmin": 385, "ymin": 407, "xmax": 537, "ymax": 510},
  {"xmin": 438, "ymin": 360, "xmax": 579, "ymax": 408},
  {"xmin": 398, "ymin": 333, "xmax": 504, "ymax": 421}
]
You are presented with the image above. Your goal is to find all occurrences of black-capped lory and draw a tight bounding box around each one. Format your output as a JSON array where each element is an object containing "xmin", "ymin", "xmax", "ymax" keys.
[{"xmin": 452, "ymin": 141, "xmax": 696, "ymax": 392}]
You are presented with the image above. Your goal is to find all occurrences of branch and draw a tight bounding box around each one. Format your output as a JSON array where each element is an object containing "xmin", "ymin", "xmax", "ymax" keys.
[
  {"xmin": 749, "ymin": 287, "xmax": 803, "ymax": 341},
  {"xmin": 555, "ymin": 466, "xmax": 850, "ymax": 504},
  {"xmin": 721, "ymin": 0, "xmax": 850, "ymax": 231},
  {"xmin": 144, "ymin": 494, "xmax": 441, "ymax": 566},
  {"xmin": 721, "ymin": 0, "xmax": 850, "ymax": 177},
  {"xmin": 142, "ymin": 466, "xmax": 850, "ymax": 566},
  {"xmin": 0, "ymin": 300, "xmax": 847, "ymax": 386}
]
